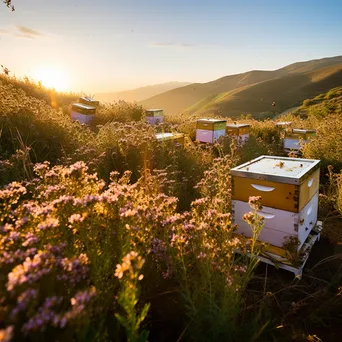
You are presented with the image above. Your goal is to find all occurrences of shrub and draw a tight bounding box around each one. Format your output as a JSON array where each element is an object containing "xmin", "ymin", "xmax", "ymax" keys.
[{"xmin": 303, "ymin": 99, "xmax": 314, "ymax": 107}]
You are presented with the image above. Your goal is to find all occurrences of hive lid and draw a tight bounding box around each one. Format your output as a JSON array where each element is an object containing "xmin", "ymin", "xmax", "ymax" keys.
[
  {"xmin": 156, "ymin": 133, "xmax": 173, "ymax": 139},
  {"xmin": 197, "ymin": 118, "xmax": 227, "ymax": 123},
  {"xmin": 227, "ymin": 124, "xmax": 250, "ymax": 128},
  {"xmin": 155, "ymin": 132, "xmax": 183, "ymax": 141},
  {"xmin": 292, "ymin": 128, "xmax": 316, "ymax": 134},
  {"xmin": 80, "ymin": 96, "xmax": 98, "ymax": 102},
  {"xmin": 275, "ymin": 121, "xmax": 292, "ymax": 126},
  {"xmin": 72, "ymin": 103, "xmax": 96, "ymax": 110},
  {"xmin": 147, "ymin": 108, "xmax": 163, "ymax": 112},
  {"xmin": 231, "ymin": 155, "xmax": 320, "ymax": 184}
]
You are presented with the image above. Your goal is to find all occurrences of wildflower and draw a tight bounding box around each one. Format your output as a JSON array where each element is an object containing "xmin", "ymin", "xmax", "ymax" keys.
[
  {"xmin": 22, "ymin": 296, "xmax": 63, "ymax": 333},
  {"xmin": 243, "ymin": 212, "xmax": 255, "ymax": 225},
  {"xmin": 115, "ymin": 251, "xmax": 145, "ymax": 280},
  {"xmin": 7, "ymin": 251, "xmax": 52, "ymax": 291},
  {"xmin": 68, "ymin": 214, "xmax": 85, "ymax": 224},
  {"xmin": 38, "ymin": 217, "xmax": 59, "ymax": 231},
  {"xmin": 248, "ymin": 196, "xmax": 263, "ymax": 210},
  {"xmin": 0, "ymin": 326, "xmax": 13, "ymax": 342},
  {"xmin": 22, "ymin": 232, "xmax": 39, "ymax": 247},
  {"xmin": 11, "ymin": 289, "xmax": 38, "ymax": 317},
  {"xmin": 120, "ymin": 208, "xmax": 138, "ymax": 217}
]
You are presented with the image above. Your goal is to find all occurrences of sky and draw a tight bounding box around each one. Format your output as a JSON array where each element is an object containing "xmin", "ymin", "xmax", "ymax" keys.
[{"xmin": 1, "ymin": 0, "xmax": 342, "ymax": 93}]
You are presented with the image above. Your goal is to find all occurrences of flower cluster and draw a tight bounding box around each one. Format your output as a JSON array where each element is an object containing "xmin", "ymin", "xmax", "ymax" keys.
[{"xmin": 115, "ymin": 251, "xmax": 145, "ymax": 281}]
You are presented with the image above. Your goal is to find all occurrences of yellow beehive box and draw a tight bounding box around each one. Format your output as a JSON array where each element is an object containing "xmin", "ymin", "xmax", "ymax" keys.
[
  {"xmin": 196, "ymin": 119, "xmax": 227, "ymax": 131},
  {"xmin": 155, "ymin": 133, "xmax": 185, "ymax": 146},
  {"xmin": 231, "ymin": 156, "xmax": 320, "ymax": 213},
  {"xmin": 226, "ymin": 124, "xmax": 250, "ymax": 136},
  {"xmin": 146, "ymin": 109, "xmax": 164, "ymax": 117},
  {"xmin": 285, "ymin": 128, "xmax": 316, "ymax": 140}
]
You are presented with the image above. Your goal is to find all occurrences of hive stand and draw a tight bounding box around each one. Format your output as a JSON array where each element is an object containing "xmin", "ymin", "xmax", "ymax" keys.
[{"xmin": 246, "ymin": 221, "xmax": 322, "ymax": 279}]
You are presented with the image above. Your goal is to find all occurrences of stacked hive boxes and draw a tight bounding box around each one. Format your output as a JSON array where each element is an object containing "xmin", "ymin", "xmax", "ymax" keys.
[
  {"xmin": 155, "ymin": 133, "xmax": 185, "ymax": 146},
  {"xmin": 284, "ymin": 129, "xmax": 316, "ymax": 152},
  {"xmin": 71, "ymin": 97, "xmax": 99, "ymax": 125},
  {"xmin": 196, "ymin": 119, "xmax": 226, "ymax": 143},
  {"xmin": 231, "ymin": 156, "xmax": 320, "ymax": 249},
  {"xmin": 226, "ymin": 124, "xmax": 250, "ymax": 145},
  {"xmin": 146, "ymin": 109, "xmax": 164, "ymax": 125}
]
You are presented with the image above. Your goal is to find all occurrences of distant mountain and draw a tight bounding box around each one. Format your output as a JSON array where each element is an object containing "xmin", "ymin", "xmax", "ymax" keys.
[
  {"xmin": 94, "ymin": 82, "xmax": 191, "ymax": 103},
  {"xmin": 183, "ymin": 63, "xmax": 342, "ymax": 119},
  {"xmin": 139, "ymin": 55, "xmax": 342, "ymax": 118}
]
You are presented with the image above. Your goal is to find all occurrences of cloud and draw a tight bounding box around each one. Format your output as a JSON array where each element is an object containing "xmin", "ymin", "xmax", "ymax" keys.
[
  {"xmin": 15, "ymin": 26, "xmax": 43, "ymax": 39},
  {"xmin": 151, "ymin": 42, "xmax": 197, "ymax": 48}
]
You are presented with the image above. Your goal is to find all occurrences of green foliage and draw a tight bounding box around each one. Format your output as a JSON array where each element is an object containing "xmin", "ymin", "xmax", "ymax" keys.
[
  {"xmin": 303, "ymin": 99, "xmax": 315, "ymax": 107},
  {"xmin": 115, "ymin": 252, "xmax": 150, "ymax": 342}
]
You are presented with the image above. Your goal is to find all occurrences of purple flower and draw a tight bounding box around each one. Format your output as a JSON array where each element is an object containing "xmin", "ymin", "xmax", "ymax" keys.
[
  {"xmin": 10, "ymin": 288, "xmax": 38, "ymax": 318},
  {"xmin": 38, "ymin": 217, "xmax": 59, "ymax": 231}
]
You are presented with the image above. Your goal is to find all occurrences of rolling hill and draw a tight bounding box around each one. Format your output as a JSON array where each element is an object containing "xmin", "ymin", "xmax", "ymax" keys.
[
  {"xmin": 94, "ymin": 81, "xmax": 191, "ymax": 103},
  {"xmin": 139, "ymin": 55, "xmax": 342, "ymax": 118}
]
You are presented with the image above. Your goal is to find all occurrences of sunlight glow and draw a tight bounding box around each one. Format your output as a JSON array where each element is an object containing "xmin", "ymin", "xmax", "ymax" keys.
[{"xmin": 32, "ymin": 66, "xmax": 70, "ymax": 92}]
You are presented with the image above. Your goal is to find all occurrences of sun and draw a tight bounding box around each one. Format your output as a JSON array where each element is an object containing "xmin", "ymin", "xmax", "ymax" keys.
[{"xmin": 32, "ymin": 66, "xmax": 70, "ymax": 92}]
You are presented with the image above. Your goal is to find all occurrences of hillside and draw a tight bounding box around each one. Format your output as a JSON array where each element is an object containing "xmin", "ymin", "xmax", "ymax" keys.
[
  {"xmin": 140, "ymin": 55, "xmax": 342, "ymax": 117},
  {"xmin": 184, "ymin": 63, "xmax": 342, "ymax": 118},
  {"xmin": 292, "ymin": 86, "xmax": 342, "ymax": 118},
  {"xmin": 94, "ymin": 81, "xmax": 191, "ymax": 103}
]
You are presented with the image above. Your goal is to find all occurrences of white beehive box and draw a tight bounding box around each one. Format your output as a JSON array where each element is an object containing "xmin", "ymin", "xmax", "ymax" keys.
[
  {"xmin": 284, "ymin": 128, "xmax": 316, "ymax": 152},
  {"xmin": 226, "ymin": 124, "xmax": 250, "ymax": 145},
  {"xmin": 71, "ymin": 103, "xmax": 96, "ymax": 125},
  {"xmin": 196, "ymin": 119, "xmax": 226, "ymax": 143},
  {"xmin": 233, "ymin": 192, "xmax": 318, "ymax": 249},
  {"xmin": 231, "ymin": 155, "xmax": 320, "ymax": 249},
  {"xmin": 146, "ymin": 109, "xmax": 164, "ymax": 125}
]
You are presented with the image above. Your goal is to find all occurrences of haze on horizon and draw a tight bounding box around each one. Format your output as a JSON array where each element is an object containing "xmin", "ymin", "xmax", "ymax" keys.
[{"xmin": 1, "ymin": 0, "xmax": 342, "ymax": 94}]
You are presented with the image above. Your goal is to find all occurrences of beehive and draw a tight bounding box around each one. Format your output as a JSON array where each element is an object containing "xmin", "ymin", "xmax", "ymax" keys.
[
  {"xmin": 146, "ymin": 109, "xmax": 164, "ymax": 125},
  {"xmin": 79, "ymin": 97, "xmax": 100, "ymax": 107},
  {"xmin": 196, "ymin": 119, "xmax": 227, "ymax": 143},
  {"xmin": 155, "ymin": 133, "xmax": 185, "ymax": 146},
  {"xmin": 226, "ymin": 124, "xmax": 250, "ymax": 145},
  {"xmin": 231, "ymin": 155, "xmax": 320, "ymax": 249},
  {"xmin": 71, "ymin": 103, "xmax": 96, "ymax": 125},
  {"xmin": 284, "ymin": 129, "xmax": 316, "ymax": 151},
  {"xmin": 275, "ymin": 121, "xmax": 292, "ymax": 130}
]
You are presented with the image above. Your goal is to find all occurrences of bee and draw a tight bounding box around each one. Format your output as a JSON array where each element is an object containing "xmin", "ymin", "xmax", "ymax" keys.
[{"xmin": 275, "ymin": 161, "xmax": 284, "ymax": 168}]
